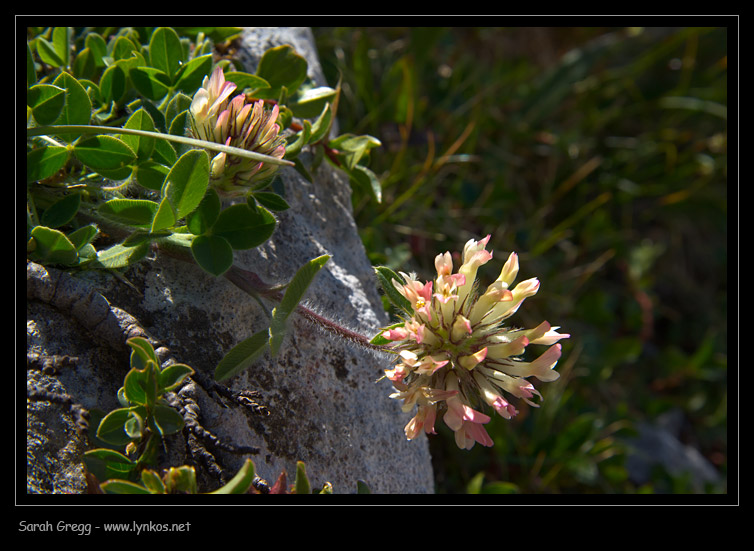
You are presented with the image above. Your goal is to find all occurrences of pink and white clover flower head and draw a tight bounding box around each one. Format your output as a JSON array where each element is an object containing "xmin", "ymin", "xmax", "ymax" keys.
[{"xmin": 377, "ymin": 236, "xmax": 570, "ymax": 450}]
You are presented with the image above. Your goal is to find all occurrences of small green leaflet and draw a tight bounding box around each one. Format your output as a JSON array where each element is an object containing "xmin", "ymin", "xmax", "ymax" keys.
[
  {"xmin": 374, "ymin": 266, "xmax": 412, "ymax": 313},
  {"xmin": 214, "ymin": 329, "xmax": 269, "ymax": 382},
  {"xmin": 269, "ymin": 254, "xmax": 331, "ymax": 356}
]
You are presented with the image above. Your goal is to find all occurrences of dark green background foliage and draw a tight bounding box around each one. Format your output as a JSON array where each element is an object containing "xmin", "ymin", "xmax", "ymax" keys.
[{"xmin": 313, "ymin": 27, "xmax": 728, "ymax": 494}]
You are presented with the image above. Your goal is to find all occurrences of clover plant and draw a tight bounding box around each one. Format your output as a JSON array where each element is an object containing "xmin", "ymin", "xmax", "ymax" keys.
[{"xmin": 26, "ymin": 26, "xmax": 381, "ymax": 278}]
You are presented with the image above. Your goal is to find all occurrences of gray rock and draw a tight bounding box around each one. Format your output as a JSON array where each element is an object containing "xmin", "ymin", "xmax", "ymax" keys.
[
  {"xmin": 25, "ymin": 27, "xmax": 434, "ymax": 494},
  {"xmin": 624, "ymin": 408, "xmax": 721, "ymax": 493}
]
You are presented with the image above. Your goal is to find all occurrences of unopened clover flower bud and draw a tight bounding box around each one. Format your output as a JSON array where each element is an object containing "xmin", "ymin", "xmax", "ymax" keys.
[
  {"xmin": 377, "ymin": 236, "xmax": 570, "ymax": 450},
  {"xmin": 189, "ymin": 66, "xmax": 287, "ymax": 197}
]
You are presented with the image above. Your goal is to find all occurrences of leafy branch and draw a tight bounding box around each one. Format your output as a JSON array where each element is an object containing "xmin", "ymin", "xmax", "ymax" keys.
[{"xmin": 27, "ymin": 124, "xmax": 295, "ymax": 167}]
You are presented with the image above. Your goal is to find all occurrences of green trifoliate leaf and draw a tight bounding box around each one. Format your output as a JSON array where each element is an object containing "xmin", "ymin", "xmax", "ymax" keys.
[
  {"xmin": 73, "ymin": 47, "xmax": 96, "ymax": 80},
  {"xmin": 111, "ymin": 34, "xmax": 139, "ymax": 61},
  {"xmin": 308, "ymin": 102, "xmax": 333, "ymax": 144},
  {"xmin": 134, "ymin": 160, "xmax": 170, "ymax": 191},
  {"xmin": 357, "ymin": 480, "xmax": 372, "ymax": 494},
  {"xmin": 284, "ymin": 119, "xmax": 311, "ymax": 159},
  {"xmin": 328, "ymin": 133, "xmax": 381, "ymax": 170},
  {"xmin": 165, "ymin": 92, "xmax": 193, "ymax": 130},
  {"xmin": 26, "ymin": 42, "xmax": 36, "ymax": 86},
  {"xmin": 123, "ymin": 364, "xmax": 158, "ymax": 408},
  {"xmin": 345, "ymin": 163, "xmax": 382, "ymax": 203},
  {"xmin": 162, "ymin": 465, "xmax": 198, "ymax": 494},
  {"xmin": 140, "ymin": 470, "xmax": 167, "ymax": 494},
  {"xmin": 67, "ymin": 224, "xmax": 99, "ymax": 250},
  {"xmin": 269, "ymin": 254, "xmax": 330, "ymax": 356},
  {"xmin": 84, "ymin": 32, "xmax": 107, "ymax": 67}
]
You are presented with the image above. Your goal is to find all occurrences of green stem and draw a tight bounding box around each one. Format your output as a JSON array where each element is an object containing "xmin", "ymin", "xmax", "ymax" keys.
[{"xmin": 27, "ymin": 125, "xmax": 295, "ymax": 168}]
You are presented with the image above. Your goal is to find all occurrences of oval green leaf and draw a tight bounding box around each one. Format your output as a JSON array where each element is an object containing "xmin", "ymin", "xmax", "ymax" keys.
[
  {"xmin": 51, "ymin": 27, "xmax": 71, "ymax": 67},
  {"xmin": 100, "ymin": 480, "xmax": 152, "ymax": 494},
  {"xmin": 99, "ymin": 63, "xmax": 127, "ymax": 104},
  {"xmin": 26, "ymin": 146, "xmax": 69, "ymax": 183},
  {"xmin": 158, "ymin": 363, "xmax": 194, "ymax": 392},
  {"xmin": 95, "ymin": 407, "xmax": 133, "ymax": 446},
  {"xmin": 97, "ymin": 198, "xmax": 158, "ymax": 226},
  {"xmin": 151, "ymin": 196, "xmax": 177, "ymax": 233},
  {"xmin": 83, "ymin": 448, "xmax": 136, "ymax": 482},
  {"xmin": 94, "ymin": 240, "xmax": 150, "ymax": 269},
  {"xmin": 212, "ymin": 204, "xmax": 276, "ymax": 250},
  {"xmin": 40, "ymin": 192, "xmax": 80, "ymax": 228},
  {"xmin": 175, "ymin": 54, "xmax": 213, "ymax": 94},
  {"xmin": 291, "ymin": 85, "xmax": 338, "ymax": 119},
  {"xmin": 51, "ymin": 72, "xmax": 91, "ymax": 128},
  {"xmin": 269, "ymin": 254, "xmax": 330, "ymax": 356},
  {"xmin": 74, "ymin": 135, "xmax": 136, "ymax": 172},
  {"xmin": 191, "ymin": 233, "xmax": 233, "ymax": 277},
  {"xmin": 35, "ymin": 37, "xmax": 64, "ymax": 67},
  {"xmin": 130, "ymin": 66, "xmax": 171, "ymax": 100},
  {"xmin": 214, "ymin": 329, "xmax": 269, "ymax": 382},
  {"xmin": 122, "ymin": 108, "xmax": 156, "ymax": 161},
  {"xmin": 27, "ymin": 84, "xmax": 66, "ymax": 125},
  {"xmin": 162, "ymin": 149, "xmax": 209, "ymax": 220},
  {"xmin": 255, "ymin": 45, "xmax": 308, "ymax": 98},
  {"xmin": 134, "ymin": 160, "xmax": 169, "ymax": 191},
  {"xmin": 252, "ymin": 191, "xmax": 290, "ymax": 212},
  {"xmin": 187, "ymin": 188, "xmax": 221, "ymax": 235},
  {"xmin": 127, "ymin": 336, "xmax": 160, "ymax": 370},
  {"xmin": 149, "ymin": 27, "xmax": 183, "ymax": 81},
  {"xmin": 224, "ymin": 71, "xmax": 270, "ymax": 93},
  {"xmin": 152, "ymin": 404, "xmax": 185, "ymax": 437},
  {"xmin": 28, "ymin": 225, "xmax": 78, "ymax": 265}
]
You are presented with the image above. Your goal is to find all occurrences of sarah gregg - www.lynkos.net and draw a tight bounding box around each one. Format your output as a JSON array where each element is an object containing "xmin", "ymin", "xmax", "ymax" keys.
[{"xmin": 19, "ymin": 520, "xmax": 192, "ymax": 535}]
